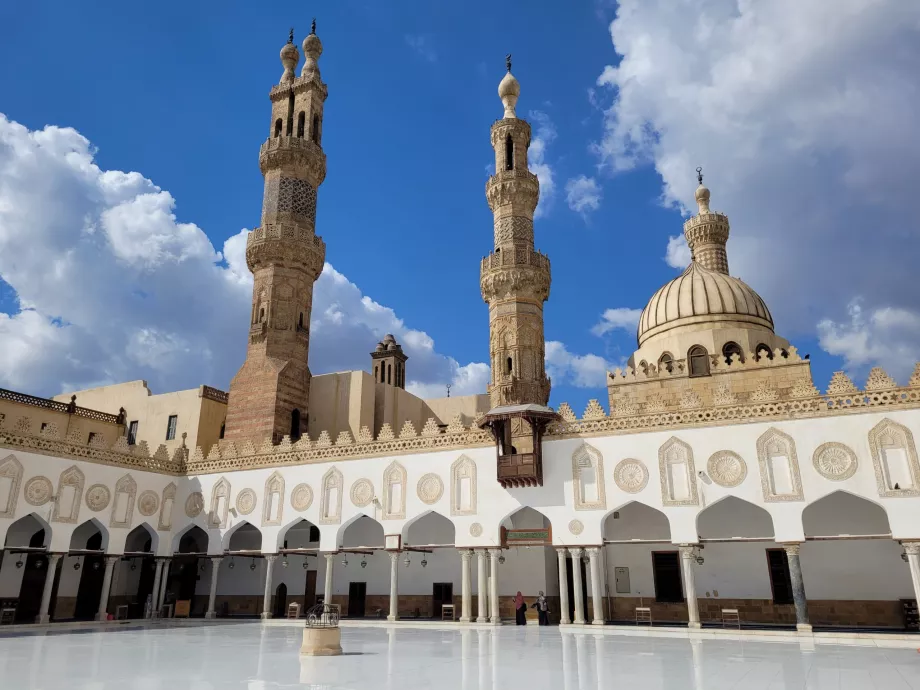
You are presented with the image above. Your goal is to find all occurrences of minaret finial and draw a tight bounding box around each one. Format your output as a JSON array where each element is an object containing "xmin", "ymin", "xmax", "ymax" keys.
[
  {"xmin": 696, "ymin": 166, "xmax": 703, "ymax": 185},
  {"xmin": 311, "ymin": 18, "xmax": 316, "ymax": 35},
  {"xmin": 288, "ymin": 27, "xmax": 294, "ymax": 44},
  {"xmin": 694, "ymin": 167, "xmax": 711, "ymax": 214},
  {"xmin": 506, "ymin": 53, "xmax": 512, "ymax": 73}
]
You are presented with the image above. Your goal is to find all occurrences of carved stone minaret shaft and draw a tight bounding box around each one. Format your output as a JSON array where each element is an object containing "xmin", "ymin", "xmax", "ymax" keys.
[
  {"xmin": 683, "ymin": 170, "xmax": 730, "ymax": 274},
  {"xmin": 224, "ymin": 27, "xmax": 328, "ymax": 444},
  {"xmin": 480, "ymin": 62, "xmax": 551, "ymax": 408}
]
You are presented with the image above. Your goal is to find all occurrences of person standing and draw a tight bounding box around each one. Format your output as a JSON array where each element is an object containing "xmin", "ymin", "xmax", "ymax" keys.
[
  {"xmin": 535, "ymin": 591, "xmax": 548, "ymax": 626},
  {"xmin": 514, "ymin": 591, "xmax": 527, "ymax": 625}
]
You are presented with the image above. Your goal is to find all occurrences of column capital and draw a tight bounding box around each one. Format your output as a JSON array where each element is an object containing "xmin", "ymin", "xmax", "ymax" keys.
[
  {"xmin": 780, "ymin": 542, "xmax": 803, "ymax": 556},
  {"xmin": 904, "ymin": 542, "xmax": 920, "ymax": 556},
  {"xmin": 488, "ymin": 548, "xmax": 502, "ymax": 557},
  {"xmin": 460, "ymin": 549, "xmax": 474, "ymax": 562},
  {"xmin": 46, "ymin": 552, "xmax": 63, "ymax": 563},
  {"xmin": 264, "ymin": 553, "xmax": 279, "ymax": 562},
  {"xmin": 586, "ymin": 546, "xmax": 601, "ymax": 556},
  {"xmin": 678, "ymin": 544, "xmax": 699, "ymax": 558},
  {"xmin": 210, "ymin": 556, "xmax": 224, "ymax": 564},
  {"xmin": 569, "ymin": 546, "xmax": 584, "ymax": 557},
  {"xmin": 155, "ymin": 556, "xmax": 171, "ymax": 564},
  {"xmin": 104, "ymin": 555, "xmax": 121, "ymax": 565},
  {"xmin": 388, "ymin": 551, "xmax": 400, "ymax": 562},
  {"xmin": 556, "ymin": 547, "xmax": 569, "ymax": 556}
]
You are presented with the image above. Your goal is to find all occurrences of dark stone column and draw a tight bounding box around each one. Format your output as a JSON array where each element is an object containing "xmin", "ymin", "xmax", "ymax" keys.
[{"xmin": 782, "ymin": 543, "xmax": 811, "ymax": 631}]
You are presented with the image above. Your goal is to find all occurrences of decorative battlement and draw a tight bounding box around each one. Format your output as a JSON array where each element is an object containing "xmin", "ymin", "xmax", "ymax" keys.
[
  {"xmin": 245, "ymin": 224, "xmax": 326, "ymax": 275},
  {"xmin": 269, "ymin": 74, "xmax": 328, "ymax": 101},
  {"xmin": 485, "ymin": 170, "xmax": 540, "ymax": 211},
  {"xmin": 490, "ymin": 118, "xmax": 531, "ymax": 145},
  {"xmin": 259, "ymin": 136, "xmax": 326, "ymax": 183},
  {"xmin": 199, "ymin": 386, "xmax": 229, "ymax": 404},
  {"xmin": 480, "ymin": 247, "xmax": 550, "ymax": 272},
  {"xmin": 0, "ymin": 388, "xmax": 123, "ymax": 425}
]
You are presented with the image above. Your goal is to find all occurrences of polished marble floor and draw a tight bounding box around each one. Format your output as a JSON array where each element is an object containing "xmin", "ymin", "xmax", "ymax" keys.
[{"xmin": 0, "ymin": 621, "xmax": 918, "ymax": 689}]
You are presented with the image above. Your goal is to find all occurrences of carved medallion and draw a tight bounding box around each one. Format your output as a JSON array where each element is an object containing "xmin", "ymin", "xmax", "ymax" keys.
[
  {"xmin": 236, "ymin": 488, "xmax": 257, "ymax": 515},
  {"xmin": 138, "ymin": 490, "xmax": 159, "ymax": 516},
  {"xmin": 613, "ymin": 459, "xmax": 649, "ymax": 493},
  {"xmin": 350, "ymin": 479, "xmax": 374, "ymax": 507},
  {"xmin": 568, "ymin": 519, "xmax": 584, "ymax": 536},
  {"xmin": 185, "ymin": 491, "xmax": 204, "ymax": 518},
  {"xmin": 417, "ymin": 473, "xmax": 444, "ymax": 505},
  {"xmin": 23, "ymin": 476, "xmax": 53, "ymax": 506},
  {"xmin": 707, "ymin": 451, "xmax": 747, "ymax": 488},
  {"xmin": 85, "ymin": 484, "xmax": 111, "ymax": 512},
  {"xmin": 291, "ymin": 483, "xmax": 313, "ymax": 512},
  {"xmin": 469, "ymin": 522, "xmax": 483, "ymax": 537},
  {"xmin": 812, "ymin": 442, "xmax": 858, "ymax": 481}
]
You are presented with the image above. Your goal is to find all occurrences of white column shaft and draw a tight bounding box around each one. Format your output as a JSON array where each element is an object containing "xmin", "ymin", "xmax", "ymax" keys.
[
  {"xmin": 557, "ymin": 548, "xmax": 571, "ymax": 625},
  {"xmin": 323, "ymin": 553, "xmax": 334, "ymax": 605},
  {"xmin": 489, "ymin": 549, "xmax": 501, "ymax": 625},
  {"xmin": 387, "ymin": 552, "xmax": 399, "ymax": 621},
  {"xmin": 476, "ymin": 550, "xmax": 488, "ymax": 622},
  {"xmin": 570, "ymin": 548, "xmax": 585, "ymax": 625},
  {"xmin": 36, "ymin": 554, "xmax": 62, "ymax": 624},
  {"xmin": 205, "ymin": 557, "xmax": 222, "ymax": 619},
  {"xmin": 149, "ymin": 559, "xmax": 164, "ymax": 618},
  {"xmin": 905, "ymin": 544, "xmax": 920, "ymax": 610},
  {"xmin": 460, "ymin": 549, "xmax": 472, "ymax": 622},
  {"xmin": 587, "ymin": 547, "xmax": 604, "ymax": 625},
  {"xmin": 261, "ymin": 555, "xmax": 277, "ymax": 619},
  {"xmin": 96, "ymin": 556, "xmax": 119, "ymax": 621},
  {"xmin": 679, "ymin": 546, "xmax": 700, "ymax": 629},
  {"xmin": 157, "ymin": 560, "xmax": 171, "ymax": 612}
]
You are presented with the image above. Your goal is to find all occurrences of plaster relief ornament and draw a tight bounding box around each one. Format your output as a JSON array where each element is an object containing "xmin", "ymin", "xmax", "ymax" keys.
[
  {"xmin": 417, "ymin": 473, "xmax": 444, "ymax": 505},
  {"xmin": 291, "ymin": 483, "xmax": 313, "ymax": 512},
  {"xmin": 185, "ymin": 492, "xmax": 204, "ymax": 518},
  {"xmin": 613, "ymin": 459, "xmax": 649, "ymax": 494},
  {"xmin": 707, "ymin": 451, "xmax": 748, "ymax": 488},
  {"xmin": 23, "ymin": 476, "xmax": 53, "ymax": 506},
  {"xmin": 568, "ymin": 519, "xmax": 584, "ymax": 536},
  {"xmin": 85, "ymin": 484, "xmax": 112, "ymax": 512},
  {"xmin": 236, "ymin": 488, "xmax": 257, "ymax": 515},
  {"xmin": 469, "ymin": 522, "xmax": 483, "ymax": 537},
  {"xmin": 350, "ymin": 479, "xmax": 374, "ymax": 507},
  {"xmin": 812, "ymin": 442, "xmax": 858, "ymax": 481},
  {"xmin": 138, "ymin": 490, "xmax": 159, "ymax": 517}
]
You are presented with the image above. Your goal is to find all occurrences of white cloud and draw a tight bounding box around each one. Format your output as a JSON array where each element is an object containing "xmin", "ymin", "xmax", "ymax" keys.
[
  {"xmin": 528, "ymin": 110, "xmax": 557, "ymax": 218},
  {"xmin": 545, "ymin": 341, "xmax": 612, "ymax": 388},
  {"xmin": 591, "ymin": 307, "xmax": 642, "ymax": 337},
  {"xmin": 405, "ymin": 34, "xmax": 437, "ymax": 63},
  {"xmin": 565, "ymin": 175, "xmax": 602, "ymax": 215},
  {"xmin": 664, "ymin": 234, "xmax": 690, "ymax": 269},
  {"xmin": 0, "ymin": 114, "xmax": 486, "ymax": 399},
  {"xmin": 594, "ymin": 1, "xmax": 920, "ymax": 367}
]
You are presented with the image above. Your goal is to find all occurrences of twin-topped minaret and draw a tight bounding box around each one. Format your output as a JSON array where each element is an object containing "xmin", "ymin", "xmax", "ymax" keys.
[
  {"xmin": 224, "ymin": 23, "xmax": 328, "ymax": 444},
  {"xmin": 480, "ymin": 56, "xmax": 552, "ymax": 408}
]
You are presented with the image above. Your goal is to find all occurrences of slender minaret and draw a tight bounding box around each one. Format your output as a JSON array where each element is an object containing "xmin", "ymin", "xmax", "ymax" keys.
[
  {"xmin": 224, "ymin": 23, "xmax": 328, "ymax": 444},
  {"xmin": 683, "ymin": 167, "xmax": 730, "ymax": 273},
  {"xmin": 480, "ymin": 56, "xmax": 551, "ymax": 408}
]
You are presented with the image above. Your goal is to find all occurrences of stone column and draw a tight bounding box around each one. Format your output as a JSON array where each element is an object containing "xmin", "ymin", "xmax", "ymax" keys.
[
  {"xmin": 95, "ymin": 556, "xmax": 119, "ymax": 621},
  {"xmin": 679, "ymin": 546, "xmax": 700, "ymax": 629},
  {"xmin": 781, "ymin": 543, "xmax": 811, "ymax": 631},
  {"xmin": 149, "ymin": 558, "xmax": 165, "ymax": 618},
  {"xmin": 36, "ymin": 553, "xmax": 62, "ymax": 624},
  {"xmin": 387, "ymin": 552, "xmax": 400, "ymax": 621},
  {"xmin": 905, "ymin": 543, "xmax": 920, "ymax": 613},
  {"xmin": 261, "ymin": 554, "xmax": 278, "ymax": 619},
  {"xmin": 476, "ymin": 550, "xmax": 488, "ymax": 623},
  {"xmin": 323, "ymin": 553, "xmax": 334, "ymax": 606},
  {"xmin": 570, "ymin": 548, "xmax": 585, "ymax": 625},
  {"xmin": 488, "ymin": 549, "xmax": 501, "ymax": 625},
  {"xmin": 205, "ymin": 557, "xmax": 222, "ymax": 619},
  {"xmin": 587, "ymin": 547, "xmax": 604, "ymax": 625},
  {"xmin": 157, "ymin": 559, "xmax": 171, "ymax": 613},
  {"xmin": 557, "ymin": 548, "xmax": 571, "ymax": 625},
  {"xmin": 460, "ymin": 549, "xmax": 473, "ymax": 622}
]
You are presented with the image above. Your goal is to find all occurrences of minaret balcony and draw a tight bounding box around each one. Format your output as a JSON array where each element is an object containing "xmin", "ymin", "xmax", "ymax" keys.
[
  {"xmin": 246, "ymin": 225, "xmax": 326, "ymax": 276},
  {"xmin": 485, "ymin": 170, "xmax": 539, "ymax": 211},
  {"xmin": 259, "ymin": 137, "xmax": 327, "ymax": 183}
]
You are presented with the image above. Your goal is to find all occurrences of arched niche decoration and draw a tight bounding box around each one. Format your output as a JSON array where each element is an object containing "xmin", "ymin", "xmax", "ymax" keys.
[
  {"xmin": 572, "ymin": 443, "xmax": 606, "ymax": 511},
  {"xmin": 110, "ymin": 474, "xmax": 137, "ymax": 528},
  {"xmin": 320, "ymin": 467, "xmax": 343, "ymax": 525},
  {"xmin": 158, "ymin": 482, "xmax": 177, "ymax": 531},
  {"xmin": 658, "ymin": 437, "xmax": 699, "ymax": 506},
  {"xmin": 209, "ymin": 477, "xmax": 231, "ymax": 528},
  {"xmin": 0, "ymin": 454, "xmax": 23, "ymax": 519},
  {"xmin": 52, "ymin": 465, "xmax": 85, "ymax": 524},
  {"xmin": 450, "ymin": 455, "xmax": 477, "ymax": 516},
  {"xmin": 756, "ymin": 427, "xmax": 804, "ymax": 502},
  {"xmin": 382, "ymin": 461, "xmax": 407, "ymax": 520},
  {"xmin": 868, "ymin": 418, "xmax": 920, "ymax": 497},
  {"xmin": 262, "ymin": 471, "xmax": 285, "ymax": 526}
]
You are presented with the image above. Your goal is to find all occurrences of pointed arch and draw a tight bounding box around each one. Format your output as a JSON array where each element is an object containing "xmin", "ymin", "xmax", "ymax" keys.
[
  {"xmin": 572, "ymin": 443, "xmax": 606, "ymax": 511},
  {"xmin": 696, "ymin": 496, "xmax": 775, "ymax": 539},
  {"xmin": 756, "ymin": 427, "xmax": 804, "ymax": 502},
  {"xmin": 450, "ymin": 455, "xmax": 477, "ymax": 516},
  {"xmin": 70, "ymin": 517, "xmax": 108, "ymax": 551},
  {"xmin": 339, "ymin": 513, "xmax": 385, "ymax": 549},
  {"xmin": 868, "ymin": 418, "xmax": 920, "ymax": 497},
  {"xmin": 124, "ymin": 523, "xmax": 157, "ymax": 553},
  {"xmin": 802, "ymin": 490, "xmax": 891, "ymax": 536},
  {"xmin": 277, "ymin": 517, "xmax": 319, "ymax": 551},
  {"xmin": 602, "ymin": 501, "xmax": 670, "ymax": 541},
  {"xmin": 382, "ymin": 461, "xmax": 406, "ymax": 520},
  {"xmin": 499, "ymin": 505, "xmax": 551, "ymax": 531},
  {"xmin": 658, "ymin": 437, "xmax": 699, "ymax": 506},
  {"xmin": 3, "ymin": 512, "xmax": 51, "ymax": 548},
  {"xmin": 110, "ymin": 473, "xmax": 137, "ymax": 528},
  {"xmin": 320, "ymin": 467, "xmax": 343, "ymax": 525},
  {"xmin": 262, "ymin": 471, "xmax": 285, "ymax": 526},
  {"xmin": 158, "ymin": 482, "xmax": 177, "ymax": 531},
  {"xmin": 209, "ymin": 477, "xmax": 231, "ymax": 528},
  {"xmin": 402, "ymin": 509, "xmax": 456, "ymax": 544},
  {"xmin": 53, "ymin": 465, "xmax": 85, "ymax": 524},
  {"xmin": 223, "ymin": 520, "xmax": 262, "ymax": 552},
  {"xmin": 173, "ymin": 523, "xmax": 209, "ymax": 554},
  {"xmin": 0, "ymin": 454, "xmax": 23, "ymax": 518}
]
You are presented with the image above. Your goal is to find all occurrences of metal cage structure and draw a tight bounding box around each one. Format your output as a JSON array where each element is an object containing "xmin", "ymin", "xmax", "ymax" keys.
[{"xmin": 304, "ymin": 603, "xmax": 339, "ymax": 629}]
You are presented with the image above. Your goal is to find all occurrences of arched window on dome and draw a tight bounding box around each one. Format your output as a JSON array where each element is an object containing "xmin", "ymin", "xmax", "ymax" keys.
[
  {"xmin": 688, "ymin": 346, "xmax": 710, "ymax": 377},
  {"xmin": 274, "ymin": 119, "xmax": 283, "ymax": 138},
  {"xmin": 505, "ymin": 135, "xmax": 514, "ymax": 171},
  {"xmin": 297, "ymin": 112, "xmax": 305, "ymax": 138},
  {"xmin": 755, "ymin": 343, "xmax": 774, "ymax": 361},
  {"xmin": 722, "ymin": 341, "xmax": 744, "ymax": 365},
  {"xmin": 638, "ymin": 360, "xmax": 649, "ymax": 375},
  {"xmin": 658, "ymin": 352, "xmax": 674, "ymax": 374}
]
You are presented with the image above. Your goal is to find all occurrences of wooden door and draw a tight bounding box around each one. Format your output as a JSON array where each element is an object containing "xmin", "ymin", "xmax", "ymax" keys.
[
  {"xmin": 347, "ymin": 582, "xmax": 366, "ymax": 618},
  {"xmin": 304, "ymin": 569, "xmax": 317, "ymax": 609},
  {"xmin": 432, "ymin": 582, "xmax": 453, "ymax": 619}
]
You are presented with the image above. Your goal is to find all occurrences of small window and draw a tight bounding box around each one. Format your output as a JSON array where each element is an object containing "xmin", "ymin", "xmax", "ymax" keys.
[
  {"xmin": 297, "ymin": 112, "xmax": 305, "ymax": 138},
  {"xmin": 40, "ymin": 422, "xmax": 48, "ymax": 432},
  {"xmin": 755, "ymin": 343, "xmax": 774, "ymax": 361},
  {"xmin": 688, "ymin": 346, "xmax": 710, "ymax": 377},
  {"xmin": 504, "ymin": 134, "xmax": 514, "ymax": 171},
  {"xmin": 166, "ymin": 415, "xmax": 178, "ymax": 441},
  {"xmin": 506, "ymin": 356, "xmax": 513, "ymax": 374},
  {"xmin": 651, "ymin": 551, "xmax": 684, "ymax": 603},
  {"xmin": 127, "ymin": 421, "xmax": 139, "ymax": 445},
  {"xmin": 298, "ymin": 312, "xmax": 304, "ymax": 329},
  {"xmin": 218, "ymin": 422, "xmax": 225, "ymax": 440},
  {"xmin": 312, "ymin": 115, "xmax": 320, "ymax": 144},
  {"xmin": 387, "ymin": 364, "xmax": 392, "ymax": 385},
  {"xmin": 658, "ymin": 353, "xmax": 674, "ymax": 373},
  {"xmin": 274, "ymin": 119, "xmax": 283, "ymax": 138},
  {"xmin": 309, "ymin": 525, "xmax": 320, "ymax": 542},
  {"xmin": 766, "ymin": 549, "xmax": 793, "ymax": 605},
  {"xmin": 259, "ymin": 307, "xmax": 265, "ymax": 322},
  {"xmin": 87, "ymin": 432, "xmax": 98, "ymax": 445},
  {"xmin": 639, "ymin": 360, "xmax": 649, "ymax": 375},
  {"xmin": 722, "ymin": 341, "xmax": 744, "ymax": 365},
  {"xmin": 291, "ymin": 409, "xmax": 301, "ymax": 441}
]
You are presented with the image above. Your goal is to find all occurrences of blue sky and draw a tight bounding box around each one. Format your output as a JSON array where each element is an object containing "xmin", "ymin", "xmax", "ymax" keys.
[{"xmin": 1, "ymin": 1, "xmax": 918, "ymax": 414}]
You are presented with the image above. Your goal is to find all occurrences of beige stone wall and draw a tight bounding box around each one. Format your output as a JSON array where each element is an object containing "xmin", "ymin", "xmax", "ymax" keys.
[
  {"xmin": 424, "ymin": 394, "xmax": 490, "ymax": 430},
  {"xmin": 0, "ymin": 398, "xmax": 120, "ymax": 444},
  {"xmin": 307, "ymin": 371, "xmax": 375, "ymax": 441}
]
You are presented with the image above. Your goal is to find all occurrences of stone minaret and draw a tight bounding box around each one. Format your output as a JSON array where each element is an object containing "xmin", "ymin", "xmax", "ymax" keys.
[
  {"xmin": 224, "ymin": 24, "xmax": 328, "ymax": 444},
  {"xmin": 371, "ymin": 334, "xmax": 408, "ymax": 389},
  {"xmin": 480, "ymin": 57, "xmax": 551, "ymax": 408},
  {"xmin": 683, "ymin": 168, "xmax": 730, "ymax": 273}
]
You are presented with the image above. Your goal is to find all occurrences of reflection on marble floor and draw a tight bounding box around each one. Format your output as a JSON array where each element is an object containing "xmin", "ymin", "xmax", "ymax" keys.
[{"xmin": 0, "ymin": 622, "xmax": 918, "ymax": 689}]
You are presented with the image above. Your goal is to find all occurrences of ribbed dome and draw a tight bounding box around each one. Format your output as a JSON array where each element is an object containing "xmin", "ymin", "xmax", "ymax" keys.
[{"xmin": 638, "ymin": 262, "xmax": 774, "ymax": 345}]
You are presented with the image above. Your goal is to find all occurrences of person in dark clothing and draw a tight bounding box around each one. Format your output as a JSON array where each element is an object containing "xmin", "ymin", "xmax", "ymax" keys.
[
  {"xmin": 535, "ymin": 591, "xmax": 549, "ymax": 625},
  {"xmin": 514, "ymin": 591, "xmax": 527, "ymax": 625}
]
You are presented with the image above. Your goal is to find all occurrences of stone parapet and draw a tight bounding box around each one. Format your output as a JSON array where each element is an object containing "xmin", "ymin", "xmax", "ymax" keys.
[
  {"xmin": 485, "ymin": 170, "xmax": 539, "ymax": 213},
  {"xmin": 245, "ymin": 224, "xmax": 326, "ymax": 276},
  {"xmin": 259, "ymin": 136, "xmax": 326, "ymax": 184},
  {"xmin": 480, "ymin": 248, "xmax": 551, "ymax": 303}
]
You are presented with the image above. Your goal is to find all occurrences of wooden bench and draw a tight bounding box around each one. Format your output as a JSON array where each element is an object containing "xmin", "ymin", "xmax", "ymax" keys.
[
  {"xmin": 635, "ymin": 607, "xmax": 652, "ymax": 625},
  {"xmin": 721, "ymin": 608, "xmax": 740, "ymax": 628},
  {"xmin": 441, "ymin": 604, "xmax": 455, "ymax": 621}
]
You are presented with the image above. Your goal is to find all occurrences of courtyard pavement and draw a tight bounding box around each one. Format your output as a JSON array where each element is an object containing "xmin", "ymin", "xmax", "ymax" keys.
[{"xmin": 0, "ymin": 620, "xmax": 918, "ymax": 688}]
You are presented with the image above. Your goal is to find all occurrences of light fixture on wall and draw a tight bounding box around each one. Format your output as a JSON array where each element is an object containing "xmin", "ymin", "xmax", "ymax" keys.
[
  {"xmin": 421, "ymin": 558, "xmax": 428, "ymax": 568},
  {"xmin": 249, "ymin": 559, "xmax": 257, "ymax": 571},
  {"xmin": 903, "ymin": 552, "xmax": 909, "ymax": 563},
  {"xmin": 130, "ymin": 560, "xmax": 137, "ymax": 571},
  {"xmin": 92, "ymin": 561, "xmax": 100, "ymax": 571},
  {"xmin": 200, "ymin": 562, "xmax": 206, "ymax": 572},
  {"xmin": 229, "ymin": 559, "xmax": 235, "ymax": 569},
  {"xmin": 498, "ymin": 554, "xmax": 505, "ymax": 565},
  {"xmin": 360, "ymin": 558, "xmax": 367, "ymax": 569},
  {"xmin": 282, "ymin": 558, "xmax": 289, "ymax": 568},
  {"xmin": 342, "ymin": 556, "xmax": 349, "ymax": 568},
  {"xmin": 15, "ymin": 559, "xmax": 23, "ymax": 569},
  {"xmin": 403, "ymin": 554, "xmax": 411, "ymax": 568},
  {"xmin": 695, "ymin": 556, "xmax": 704, "ymax": 566},
  {"xmin": 73, "ymin": 562, "xmax": 81, "ymax": 571}
]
